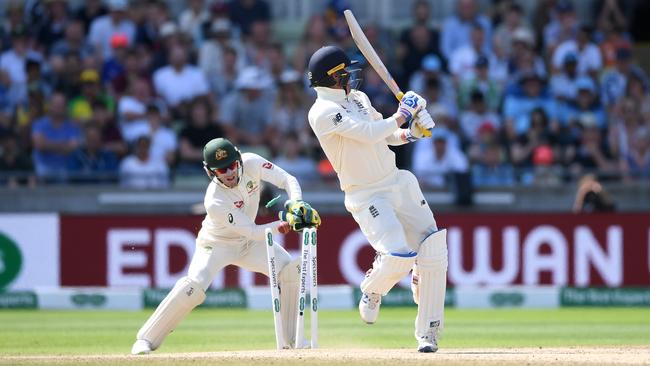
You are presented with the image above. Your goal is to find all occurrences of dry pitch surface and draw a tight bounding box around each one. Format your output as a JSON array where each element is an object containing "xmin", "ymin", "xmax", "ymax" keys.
[{"xmin": 3, "ymin": 347, "xmax": 650, "ymax": 366}]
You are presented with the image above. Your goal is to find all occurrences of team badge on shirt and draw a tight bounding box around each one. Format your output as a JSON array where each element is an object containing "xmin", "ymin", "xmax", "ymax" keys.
[
  {"xmin": 234, "ymin": 201, "xmax": 244, "ymax": 208},
  {"xmin": 331, "ymin": 112, "xmax": 343, "ymax": 126},
  {"xmin": 262, "ymin": 162, "xmax": 273, "ymax": 169},
  {"xmin": 246, "ymin": 180, "xmax": 259, "ymax": 194}
]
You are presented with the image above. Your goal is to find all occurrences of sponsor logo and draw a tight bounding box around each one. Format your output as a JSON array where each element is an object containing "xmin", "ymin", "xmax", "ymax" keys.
[
  {"xmin": 262, "ymin": 162, "xmax": 273, "ymax": 169},
  {"xmin": 186, "ymin": 287, "xmax": 194, "ymax": 297},
  {"xmin": 70, "ymin": 293, "xmax": 107, "ymax": 307},
  {"xmin": 228, "ymin": 213, "xmax": 234, "ymax": 223},
  {"xmin": 421, "ymin": 200, "xmax": 426, "ymax": 206},
  {"xmin": 215, "ymin": 148, "xmax": 228, "ymax": 160},
  {"xmin": 429, "ymin": 320, "xmax": 440, "ymax": 328},
  {"xmin": 331, "ymin": 112, "xmax": 343, "ymax": 126},
  {"xmin": 369, "ymin": 205, "xmax": 379, "ymax": 218},
  {"xmin": 489, "ymin": 292, "xmax": 524, "ymax": 307},
  {"xmin": 234, "ymin": 201, "xmax": 244, "ymax": 208},
  {"xmin": 0, "ymin": 232, "xmax": 22, "ymax": 288}
]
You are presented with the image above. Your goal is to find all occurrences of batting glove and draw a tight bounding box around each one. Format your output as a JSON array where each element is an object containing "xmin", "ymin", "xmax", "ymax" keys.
[{"xmin": 397, "ymin": 91, "xmax": 426, "ymax": 122}]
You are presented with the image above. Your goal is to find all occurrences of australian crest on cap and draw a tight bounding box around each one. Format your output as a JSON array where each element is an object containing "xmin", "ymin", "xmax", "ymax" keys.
[{"xmin": 216, "ymin": 148, "xmax": 228, "ymax": 160}]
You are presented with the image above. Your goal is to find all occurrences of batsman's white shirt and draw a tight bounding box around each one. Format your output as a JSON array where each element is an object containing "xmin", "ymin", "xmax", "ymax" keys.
[
  {"xmin": 308, "ymin": 87, "xmax": 437, "ymax": 254},
  {"xmin": 188, "ymin": 152, "xmax": 301, "ymax": 289}
]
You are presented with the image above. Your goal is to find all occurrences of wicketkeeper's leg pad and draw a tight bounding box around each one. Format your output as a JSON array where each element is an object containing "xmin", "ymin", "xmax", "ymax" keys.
[
  {"xmin": 360, "ymin": 253, "xmax": 416, "ymax": 296},
  {"xmin": 136, "ymin": 276, "xmax": 206, "ymax": 350},
  {"xmin": 412, "ymin": 229, "xmax": 448, "ymax": 341},
  {"xmin": 278, "ymin": 258, "xmax": 301, "ymax": 348}
]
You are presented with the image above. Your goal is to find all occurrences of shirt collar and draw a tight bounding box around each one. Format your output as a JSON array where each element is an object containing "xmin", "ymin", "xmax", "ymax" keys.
[{"xmin": 314, "ymin": 87, "xmax": 347, "ymax": 102}]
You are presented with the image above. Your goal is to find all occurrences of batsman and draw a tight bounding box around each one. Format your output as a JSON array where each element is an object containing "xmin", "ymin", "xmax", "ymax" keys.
[
  {"xmin": 306, "ymin": 46, "xmax": 447, "ymax": 353},
  {"xmin": 131, "ymin": 137, "xmax": 321, "ymax": 354}
]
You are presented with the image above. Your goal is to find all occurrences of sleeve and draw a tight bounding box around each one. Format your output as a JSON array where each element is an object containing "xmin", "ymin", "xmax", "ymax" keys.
[
  {"xmin": 385, "ymin": 129, "xmax": 408, "ymax": 146},
  {"xmin": 314, "ymin": 104, "xmax": 398, "ymax": 144},
  {"xmin": 249, "ymin": 154, "xmax": 302, "ymax": 201},
  {"xmin": 205, "ymin": 195, "xmax": 283, "ymax": 241}
]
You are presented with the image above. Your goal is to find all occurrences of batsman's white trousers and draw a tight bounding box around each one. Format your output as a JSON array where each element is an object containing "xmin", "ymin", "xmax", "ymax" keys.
[
  {"xmin": 188, "ymin": 238, "xmax": 292, "ymax": 290},
  {"xmin": 344, "ymin": 170, "xmax": 437, "ymax": 255}
]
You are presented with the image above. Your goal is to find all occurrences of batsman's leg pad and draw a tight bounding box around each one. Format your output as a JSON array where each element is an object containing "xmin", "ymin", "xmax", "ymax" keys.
[
  {"xmin": 136, "ymin": 276, "xmax": 206, "ymax": 350},
  {"xmin": 278, "ymin": 258, "xmax": 301, "ymax": 348},
  {"xmin": 414, "ymin": 229, "xmax": 448, "ymax": 343},
  {"xmin": 360, "ymin": 253, "xmax": 416, "ymax": 296}
]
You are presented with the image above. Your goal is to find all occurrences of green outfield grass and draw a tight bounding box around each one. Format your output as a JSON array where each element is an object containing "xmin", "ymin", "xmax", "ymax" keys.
[{"xmin": 0, "ymin": 307, "xmax": 649, "ymax": 357}]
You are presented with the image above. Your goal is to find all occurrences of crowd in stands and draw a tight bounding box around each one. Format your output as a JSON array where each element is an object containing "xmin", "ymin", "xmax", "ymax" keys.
[{"xmin": 0, "ymin": 0, "xmax": 648, "ymax": 190}]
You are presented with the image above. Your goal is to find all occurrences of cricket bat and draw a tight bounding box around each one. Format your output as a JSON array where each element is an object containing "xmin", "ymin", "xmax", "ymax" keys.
[{"xmin": 343, "ymin": 9, "xmax": 432, "ymax": 137}]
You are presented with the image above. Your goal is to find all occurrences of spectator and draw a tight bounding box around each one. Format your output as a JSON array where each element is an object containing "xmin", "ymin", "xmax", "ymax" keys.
[
  {"xmin": 457, "ymin": 55, "xmax": 502, "ymax": 111},
  {"xmin": 219, "ymin": 66, "xmax": 274, "ymax": 156},
  {"xmin": 0, "ymin": 131, "xmax": 36, "ymax": 188},
  {"xmin": 543, "ymin": 0, "xmax": 579, "ymax": 54},
  {"xmin": 449, "ymin": 22, "xmax": 493, "ymax": 82},
  {"xmin": 503, "ymin": 72, "xmax": 557, "ymax": 138},
  {"xmin": 409, "ymin": 54, "xmax": 455, "ymax": 104},
  {"xmin": 566, "ymin": 115, "xmax": 617, "ymax": 178},
  {"xmin": 50, "ymin": 19, "xmax": 94, "ymax": 59},
  {"xmin": 88, "ymin": 0, "xmax": 136, "ymax": 60},
  {"xmin": 49, "ymin": 52, "xmax": 83, "ymax": 99},
  {"xmin": 68, "ymin": 69, "xmax": 115, "ymax": 123},
  {"xmin": 153, "ymin": 45, "xmax": 209, "ymax": 117},
  {"xmin": 74, "ymin": 0, "xmax": 108, "ymax": 33},
  {"xmin": 507, "ymin": 27, "xmax": 547, "ymax": 83},
  {"xmin": 620, "ymin": 125, "xmax": 650, "ymax": 180},
  {"xmin": 552, "ymin": 26, "xmax": 602, "ymax": 78},
  {"xmin": 472, "ymin": 142, "xmax": 514, "ymax": 187},
  {"xmin": 145, "ymin": 105, "xmax": 177, "ymax": 166},
  {"xmin": 510, "ymin": 107, "xmax": 559, "ymax": 183},
  {"xmin": 572, "ymin": 174, "xmax": 615, "ymax": 212},
  {"xmin": 101, "ymin": 33, "xmax": 130, "ymax": 86},
  {"xmin": 440, "ymin": 0, "xmax": 492, "ymax": 61},
  {"xmin": 31, "ymin": 92, "xmax": 82, "ymax": 181},
  {"xmin": 199, "ymin": 18, "xmax": 244, "ymax": 96},
  {"xmin": 0, "ymin": 26, "xmax": 43, "ymax": 110},
  {"xmin": 397, "ymin": 0, "xmax": 440, "ymax": 85},
  {"xmin": 91, "ymin": 100, "xmax": 127, "ymax": 157},
  {"xmin": 178, "ymin": 98, "xmax": 224, "ymax": 172},
  {"xmin": 119, "ymin": 135, "xmax": 169, "ymax": 189},
  {"xmin": 550, "ymin": 53, "xmax": 581, "ymax": 102},
  {"xmin": 492, "ymin": 3, "xmax": 529, "ymax": 59},
  {"xmin": 228, "ymin": 0, "xmax": 271, "ymax": 37},
  {"xmin": 599, "ymin": 25, "xmax": 632, "ymax": 69},
  {"xmin": 269, "ymin": 69, "xmax": 311, "ymax": 155},
  {"xmin": 291, "ymin": 15, "xmax": 333, "ymax": 74},
  {"xmin": 117, "ymin": 77, "xmax": 158, "ymax": 143},
  {"xmin": 459, "ymin": 90, "xmax": 501, "ymax": 144},
  {"xmin": 36, "ymin": 0, "xmax": 70, "ymax": 54},
  {"xmin": 67, "ymin": 123, "xmax": 119, "ymax": 183},
  {"xmin": 558, "ymin": 77, "xmax": 607, "ymax": 130},
  {"xmin": 412, "ymin": 129, "xmax": 469, "ymax": 188},
  {"xmin": 178, "ymin": 0, "xmax": 209, "ymax": 47},
  {"xmin": 272, "ymin": 132, "xmax": 318, "ymax": 184}
]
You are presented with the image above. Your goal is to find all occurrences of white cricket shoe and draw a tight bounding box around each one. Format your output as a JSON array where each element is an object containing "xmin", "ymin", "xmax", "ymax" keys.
[
  {"xmin": 358, "ymin": 292, "xmax": 381, "ymax": 324},
  {"xmin": 417, "ymin": 326, "xmax": 439, "ymax": 353},
  {"xmin": 131, "ymin": 339, "xmax": 152, "ymax": 355}
]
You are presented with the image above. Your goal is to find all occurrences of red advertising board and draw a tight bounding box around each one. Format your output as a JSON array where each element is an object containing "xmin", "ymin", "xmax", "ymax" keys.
[{"xmin": 60, "ymin": 213, "xmax": 650, "ymax": 288}]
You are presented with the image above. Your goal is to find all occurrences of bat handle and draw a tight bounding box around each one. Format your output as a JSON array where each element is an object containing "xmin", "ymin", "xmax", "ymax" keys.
[{"xmin": 396, "ymin": 91, "xmax": 404, "ymax": 101}]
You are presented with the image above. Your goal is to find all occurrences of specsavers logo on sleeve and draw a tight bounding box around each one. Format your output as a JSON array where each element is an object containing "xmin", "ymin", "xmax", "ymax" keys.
[{"xmin": 0, "ymin": 214, "xmax": 59, "ymax": 289}]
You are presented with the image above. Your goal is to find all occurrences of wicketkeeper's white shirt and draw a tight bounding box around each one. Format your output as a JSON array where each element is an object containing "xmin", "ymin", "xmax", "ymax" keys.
[
  {"xmin": 197, "ymin": 153, "xmax": 302, "ymax": 245},
  {"xmin": 308, "ymin": 87, "xmax": 406, "ymax": 192}
]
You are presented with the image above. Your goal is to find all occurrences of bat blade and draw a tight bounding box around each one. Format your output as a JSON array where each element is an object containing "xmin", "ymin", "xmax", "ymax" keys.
[
  {"xmin": 343, "ymin": 9, "xmax": 431, "ymax": 137},
  {"xmin": 343, "ymin": 9, "xmax": 402, "ymax": 101}
]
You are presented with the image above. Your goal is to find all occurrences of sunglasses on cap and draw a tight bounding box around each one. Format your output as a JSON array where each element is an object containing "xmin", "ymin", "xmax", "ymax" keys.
[{"xmin": 215, "ymin": 160, "xmax": 239, "ymax": 174}]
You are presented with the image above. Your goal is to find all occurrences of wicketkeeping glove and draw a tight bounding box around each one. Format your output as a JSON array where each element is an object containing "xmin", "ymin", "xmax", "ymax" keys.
[
  {"xmin": 284, "ymin": 200, "xmax": 322, "ymax": 229},
  {"xmin": 279, "ymin": 210, "xmax": 304, "ymax": 232}
]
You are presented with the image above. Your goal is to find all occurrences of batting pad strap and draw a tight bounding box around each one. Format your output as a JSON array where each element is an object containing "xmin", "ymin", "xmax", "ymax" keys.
[
  {"xmin": 360, "ymin": 254, "xmax": 415, "ymax": 296},
  {"xmin": 279, "ymin": 258, "xmax": 301, "ymax": 348},
  {"xmin": 136, "ymin": 277, "xmax": 206, "ymax": 350}
]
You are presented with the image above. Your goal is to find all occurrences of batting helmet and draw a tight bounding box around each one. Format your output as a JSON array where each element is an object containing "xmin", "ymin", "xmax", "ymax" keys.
[{"xmin": 308, "ymin": 45, "xmax": 358, "ymax": 87}]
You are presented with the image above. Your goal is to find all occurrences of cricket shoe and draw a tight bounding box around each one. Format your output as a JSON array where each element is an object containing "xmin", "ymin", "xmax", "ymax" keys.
[
  {"xmin": 358, "ymin": 292, "xmax": 381, "ymax": 324},
  {"xmin": 131, "ymin": 339, "xmax": 152, "ymax": 355},
  {"xmin": 417, "ymin": 326, "xmax": 439, "ymax": 353}
]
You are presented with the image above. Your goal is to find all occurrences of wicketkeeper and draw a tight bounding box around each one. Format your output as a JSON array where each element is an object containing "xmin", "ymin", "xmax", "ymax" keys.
[
  {"xmin": 306, "ymin": 46, "xmax": 448, "ymax": 353},
  {"xmin": 131, "ymin": 137, "xmax": 321, "ymax": 354}
]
